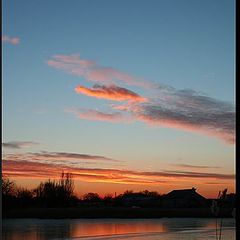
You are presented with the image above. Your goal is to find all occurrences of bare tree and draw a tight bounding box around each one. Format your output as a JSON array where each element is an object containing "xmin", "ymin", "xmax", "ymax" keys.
[
  {"xmin": 211, "ymin": 188, "xmax": 228, "ymax": 240},
  {"xmin": 60, "ymin": 172, "xmax": 74, "ymax": 198},
  {"xmin": 2, "ymin": 176, "xmax": 16, "ymax": 197}
]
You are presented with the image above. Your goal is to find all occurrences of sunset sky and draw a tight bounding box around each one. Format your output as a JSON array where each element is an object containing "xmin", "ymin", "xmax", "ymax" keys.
[{"xmin": 2, "ymin": 0, "xmax": 235, "ymax": 198}]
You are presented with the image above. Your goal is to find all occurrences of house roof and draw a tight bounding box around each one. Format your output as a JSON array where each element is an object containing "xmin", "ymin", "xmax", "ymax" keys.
[{"xmin": 164, "ymin": 188, "xmax": 206, "ymax": 200}]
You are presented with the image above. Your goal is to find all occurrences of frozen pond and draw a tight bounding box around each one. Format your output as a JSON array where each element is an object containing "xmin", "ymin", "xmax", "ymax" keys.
[{"xmin": 2, "ymin": 218, "xmax": 235, "ymax": 240}]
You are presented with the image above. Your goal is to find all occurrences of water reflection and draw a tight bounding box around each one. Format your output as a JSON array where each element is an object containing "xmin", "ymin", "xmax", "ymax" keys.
[
  {"xmin": 2, "ymin": 218, "xmax": 235, "ymax": 240},
  {"xmin": 71, "ymin": 219, "xmax": 168, "ymax": 237},
  {"xmin": 3, "ymin": 219, "xmax": 71, "ymax": 240}
]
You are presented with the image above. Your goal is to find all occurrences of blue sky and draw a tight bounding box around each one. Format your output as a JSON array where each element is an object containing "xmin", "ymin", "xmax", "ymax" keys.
[{"xmin": 2, "ymin": 0, "xmax": 235, "ymax": 197}]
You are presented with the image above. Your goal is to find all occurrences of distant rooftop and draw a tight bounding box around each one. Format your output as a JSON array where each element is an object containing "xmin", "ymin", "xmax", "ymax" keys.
[
  {"xmin": 168, "ymin": 187, "xmax": 197, "ymax": 193},
  {"xmin": 165, "ymin": 187, "xmax": 206, "ymax": 200}
]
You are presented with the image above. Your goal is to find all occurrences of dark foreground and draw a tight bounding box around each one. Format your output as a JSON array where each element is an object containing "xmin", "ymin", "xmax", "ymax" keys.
[{"xmin": 3, "ymin": 207, "xmax": 233, "ymax": 219}]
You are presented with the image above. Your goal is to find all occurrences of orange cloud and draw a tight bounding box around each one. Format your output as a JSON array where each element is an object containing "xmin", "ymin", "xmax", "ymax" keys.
[
  {"xmin": 75, "ymin": 84, "xmax": 146, "ymax": 102},
  {"xmin": 3, "ymin": 159, "xmax": 235, "ymax": 198},
  {"xmin": 3, "ymin": 160, "xmax": 235, "ymax": 185},
  {"xmin": 2, "ymin": 35, "xmax": 20, "ymax": 45}
]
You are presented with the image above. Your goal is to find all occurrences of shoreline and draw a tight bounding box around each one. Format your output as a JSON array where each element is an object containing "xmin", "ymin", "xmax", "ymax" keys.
[{"xmin": 3, "ymin": 207, "xmax": 233, "ymax": 219}]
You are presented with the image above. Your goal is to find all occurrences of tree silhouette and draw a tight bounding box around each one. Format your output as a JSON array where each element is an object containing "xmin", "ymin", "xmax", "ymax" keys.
[
  {"xmin": 83, "ymin": 192, "xmax": 101, "ymax": 202},
  {"xmin": 33, "ymin": 172, "xmax": 76, "ymax": 207},
  {"xmin": 2, "ymin": 176, "xmax": 16, "ymax": 197}
]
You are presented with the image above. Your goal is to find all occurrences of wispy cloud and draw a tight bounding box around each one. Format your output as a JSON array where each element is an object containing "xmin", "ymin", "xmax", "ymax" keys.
[
  {"xmin": 131, "ymin": 89, "xmax": 235, "ymax": 144},
  {"xmin": 34, "ymin": 151, "xmax": 118, "ymax": 162},
  {"xmin": 75, "ymin": 84, "xmax": 146, "ymax": 102},
  {"xmin": 2, "ymin": 141, "xmax": 39, "ymax": 149},
  {"xmin": 84, "ymin": 86, "xmax": 235, "ymax": 144},
  {"xmin": 72, "ymin": 95, "xmax": 235, "ymax": 144},
  {"xmin": 48, "ymin": 53, "xmax": 235, "ymax": 144},
  {"xmin": 67, "ymin": 108, "xmax": 129, "ymax": 123},
  {"xmin": 2, "ymin": 159, "xmax": 235, "ymax": 185},
  {"xmin": 2, "ymin": 35, "xmax": 20, "ymax": 45},
  {"xmin": 47, "ymin": 54, "xmax": 150, "ymax": 87},
  {"xmin": 3, "ymin": 151, "xmax": 119, "ymax": 164},
  {"xmin": 171, "ymin": 164, "xmax": 220, "ymax": 169},
  {"xmin": 163, "ymin": 170, "xmax": 234, "ymax": 180}
]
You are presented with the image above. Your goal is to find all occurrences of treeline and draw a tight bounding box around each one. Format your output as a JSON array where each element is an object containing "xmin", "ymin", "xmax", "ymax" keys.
[
  {"xmin": 2, "ymin": 173, "xmax": 235, "ymax": 212},
  {"xmin": 82, "ymin": 190, "xmax": 162, "ymax": 207},
  {"xmin": 2, "ymin": 173, "xmax": 78, "ymax": 209},
  {"xmin": 2, "ymin": 173, "xmax": 162, "ymax": 209}
]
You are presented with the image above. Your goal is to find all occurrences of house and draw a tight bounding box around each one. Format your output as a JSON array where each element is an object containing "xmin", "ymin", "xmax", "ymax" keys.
[{"xmin": 161, "ymin": 187, "xmax": 207, "ymax": 208}]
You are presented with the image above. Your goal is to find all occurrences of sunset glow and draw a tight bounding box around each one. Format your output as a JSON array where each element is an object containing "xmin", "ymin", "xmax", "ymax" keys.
[{"xmin": 2, "ymin": 0, "xmax": 235, "ymax": 199}]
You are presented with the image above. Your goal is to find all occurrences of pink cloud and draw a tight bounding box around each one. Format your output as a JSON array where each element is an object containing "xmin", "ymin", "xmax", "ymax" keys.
[
  {"xmin": 75, "ymin": 84, "xmax": 147, "ymax": 102},
  {"xmin": 47, "ymin": 54, "xmax": 151, "ymax": 88},
  {"xmin": 2, "ymin": 35, "xmax": 20, "ymax": 45},
  {"xmin": 69, "ymin": 98, "xmax": 235, "ymax": 145},
  {"xmin": 47, "ymin": 53, "xmax": 235, "ymax": 144},
  {"xmin": 137, "ymin": 114, "xmax": 235, "ymax": 145},
  {"xmin": 68, "ymin": 108, "xmax": 129, "ymax": 123}
]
